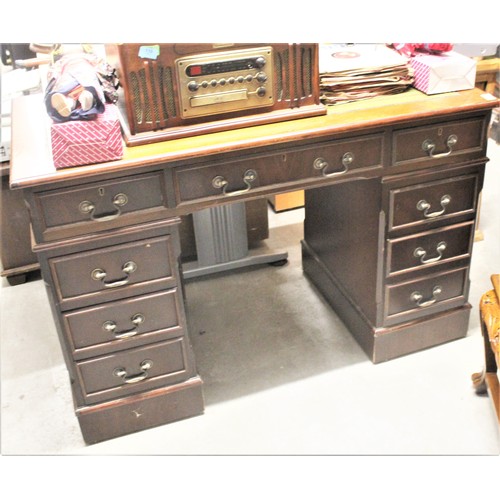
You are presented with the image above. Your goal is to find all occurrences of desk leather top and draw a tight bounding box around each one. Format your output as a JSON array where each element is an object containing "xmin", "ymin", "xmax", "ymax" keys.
[{"xmin": 10, "ymin": 87, "xmax": 499, "ymax": 189}]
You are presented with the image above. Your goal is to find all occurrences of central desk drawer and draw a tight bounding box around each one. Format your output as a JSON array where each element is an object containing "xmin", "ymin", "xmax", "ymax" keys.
[
  {"xmin": 75, "ymin": 337, "xmax": 195, "ymax": 404},
  {"xmin": 384, "ymin": 267, "xmax": 468, "ymax": 325},
  {"xmin": 386, "ymin": 221, "xmax": 474, "ymax": 277},
  {"xmin": 174, "ymin": 133, "xmax": 384, "ymax": 203},
  {"xmin": 393, "ymin": 117, "xmax": 485, "ymax": 167},
  {"xmin": 62, "ymin": 289, "xmax": 185, "ymax": 360},
  {"xmin": 388, "ymin": 173, "xmax": 479, "ymax": 232},
  {"xmin": 31, "ymin": 171, "xmax": 170, "ymax": 242},
  {"xmin": 49, "ymin": 234, "xmax": 177, "ymax": 310}
]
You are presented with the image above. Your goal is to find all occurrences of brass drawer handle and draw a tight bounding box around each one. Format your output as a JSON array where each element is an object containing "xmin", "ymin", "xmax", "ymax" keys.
[
  {"xmin": 314, "ymin": 152, "xmax": 353, "ymax": 178},
  {"xmin": 413, "ymin": 241, "xmax": 447, "ymax": 264},
  {"xmin": 416, "ymin": 194, "xmax": 451, "ymax": 218},
  {"xmin": 102, "ymin": 313, "xmax": 145, "ymax": 339},
  {"xmin": 91, "ymin": 261, "xmax": 137, "ymax": 288},
  {"xmin": 79, "ymin": 193, "xmax": 128, "ymax": 221},
  {"xmin": 410, "ymin": 285, "xmax": 443, "ymax": 308},
  {"xmin": 212, "ymin": 169, "xmax": 257, "ymax": 197},
  {"xmin": 113, "ymin": 359, "xmax": 153, "ymax": 384},
  {"xmin": 422, "ymin": 134, "xmax": 457, "ymax": 158}
]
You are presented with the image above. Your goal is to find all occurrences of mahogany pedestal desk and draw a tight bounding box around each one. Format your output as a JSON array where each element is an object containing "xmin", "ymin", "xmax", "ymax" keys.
[{"xmin": 10, "ymin": 88, "xmax": 499, "ymax": 444}]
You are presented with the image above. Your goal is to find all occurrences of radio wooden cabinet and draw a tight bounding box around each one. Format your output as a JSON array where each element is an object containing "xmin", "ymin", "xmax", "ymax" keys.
[
  {"xmin": 9, "ymin": 88, "xmax": 498, "ymax": 444},
  {"xmin": 105, "ymin": 43, "xmax": 325, "ymax": 145}
]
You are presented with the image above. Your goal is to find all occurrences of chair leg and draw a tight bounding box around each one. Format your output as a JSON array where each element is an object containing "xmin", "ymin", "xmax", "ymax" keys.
[{"xmin": 472, "ymin": 316, "xmax": 496, "ymax": 395}]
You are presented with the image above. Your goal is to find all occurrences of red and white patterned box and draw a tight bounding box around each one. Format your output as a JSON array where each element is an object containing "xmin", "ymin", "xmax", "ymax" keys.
[
  {"xmin": 51, "ymin": 104, "xmax": 123, "ymax": 169},
  {"xmin": 410, "ymin": 51, "xmax": 476, "ymax": 95}
]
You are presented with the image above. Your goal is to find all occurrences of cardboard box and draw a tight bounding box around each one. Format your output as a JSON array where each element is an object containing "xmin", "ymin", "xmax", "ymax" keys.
[
  {"xmin": 51, "ymin": 104, "xmax": 123, "ymax": 169},
  {"xmin": 410, "ymin": 51, "xmax": 476, "ymax": 95}
]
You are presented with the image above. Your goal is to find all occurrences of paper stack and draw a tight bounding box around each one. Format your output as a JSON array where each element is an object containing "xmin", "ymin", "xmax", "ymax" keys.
[{"xmin": 319, "ymin": 44, "xmax": 414, "ymax": 105}]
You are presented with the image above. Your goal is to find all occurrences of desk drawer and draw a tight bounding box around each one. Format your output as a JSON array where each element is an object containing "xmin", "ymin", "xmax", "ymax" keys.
[
  {"xmin": 76, "ymin": 337, "xmax": 195, "ymax": 404},
  {"xmin": 49, "ymin": 234, "xmax": 178, "ymax": 310},
  {"xmin": 174, "ymin": 133, "xmax": 384, "ymax": 203},
  {"xmin": 386, "ymin": 221, "xmax": 474, "ymax": 277},
  {"xmin": 393, "ymin": 117, "xmax": 485, "ymax": 167},
  {"xmin": 388, "ymin": 173, "xmax": 479, "ymax": 231},
  {"xmin": 384, "ymin": 267, "xmax": 468, "ymax": 325},
  {"xmin": 63, "ymin": 289, "xmax": 185, "ymax": 360},
  {"xmin": 31, "ymin": 171, "xmax": 170, "ymax": 242}
]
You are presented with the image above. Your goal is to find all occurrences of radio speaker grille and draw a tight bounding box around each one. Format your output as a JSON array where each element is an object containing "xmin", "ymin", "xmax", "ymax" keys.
[
  {"xmin": 128, "ymin": 63, "xmax": 177, "ymax": 130},
  {"xmin": 274, "ymin": 46, "xmax": 314, "ymax": 104},
  {"xmin": 301, "ymin": 46, "xmax": 313, "ymax": 97}
]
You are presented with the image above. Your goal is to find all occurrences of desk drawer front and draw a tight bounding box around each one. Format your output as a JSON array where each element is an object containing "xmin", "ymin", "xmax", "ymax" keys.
[
  {"xmin": 388, "ymin": 174, "xmax": 479, "ymax": 231},
  {"xmin": 33, "ymin": 171, "xmax": 169, "ymax": 240},
  {"xmin": 63, "ymin": 289, "xmax": 185, "ymax": 359},
  {"xmin": 286, "ymin": 134, "xmax": 384, "ymax": 179},
  {"xmin": 393, "ymin": 117, "xmax": 485, "ymax": 166},
  {"xmin": 174, "ymin": 134, "xmax": 384, "ymax": 203},
  {"xmin": 386, "ymin": 221, "xmax": 474, "ymax": 277},
  {"xmin": 384, "ymin": 267, "xmax": 468, "ymax": 324},
  {"xmin": 50, "ymin": 235, "xmax": 177, "ymax": 310},
  {"xmin": 76, "ymin": 338, "xmax": 194, "ymax": 404}
]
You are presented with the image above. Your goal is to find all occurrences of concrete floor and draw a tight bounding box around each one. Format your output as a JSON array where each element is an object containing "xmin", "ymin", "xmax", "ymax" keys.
[{"xmin": 1, "ymin": 140, "xmax": 499, "ymax": 458}]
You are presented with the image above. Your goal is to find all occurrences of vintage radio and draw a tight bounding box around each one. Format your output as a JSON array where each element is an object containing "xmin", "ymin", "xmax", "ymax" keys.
[{"xmin": 105, "ymin": 43, "xmax": 326, "ymax": 145}]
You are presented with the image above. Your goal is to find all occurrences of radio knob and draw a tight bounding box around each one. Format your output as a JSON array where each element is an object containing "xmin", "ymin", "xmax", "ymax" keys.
[
  {"xmin": 228, "ymin": 77, "xmax": 235, "ymax": 84},
  {"xmin": 237, "ymin": 76, "xmax": 244, "ymax": 83},
  {"xmin": 210, "ymin": 79, "xmax": 217, "ymax": 87},
  {"xmin": 219, "ymin": 78, "xmax": 226, "ymax": 86},
  {"xmin": 256, "ymin": 72, "xmax": 267, "ymax": 83},
  {"xmin": 256, "ymin": 86, "xmax": 266, "ymax": 97},
  {"xmin": 255, "ymin": 56, "xmax": 266, "ymax": 68},
  {"xmin": 245, "ymin": 74, "xmax": 253, "ymax": 82},
  {"xmin": 187, "ymin": 81, "xmax": 199, "ymax": 92}
]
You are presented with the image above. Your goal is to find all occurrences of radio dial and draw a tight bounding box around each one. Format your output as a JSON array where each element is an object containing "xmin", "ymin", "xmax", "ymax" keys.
[
  {"xmin": 256, "ymin": 72, "xmax": 267, "ymax": 83},
  {"xmin": 254, "ymin": 56, "xmax": 266, "ymax": 68}
]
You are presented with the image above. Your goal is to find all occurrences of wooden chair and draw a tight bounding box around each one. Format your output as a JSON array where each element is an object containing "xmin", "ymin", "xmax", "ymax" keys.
[{"xmin": 472, "ymin": 274, "xmax": 500, "ymax": 425}]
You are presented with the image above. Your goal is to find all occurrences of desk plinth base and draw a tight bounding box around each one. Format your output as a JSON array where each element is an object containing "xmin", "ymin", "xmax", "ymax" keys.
[
  {"xmin": 76, "ymin": 376, "xmax": 204, "ymax": 445},
  {"xmin": 302, "ymin": 241, "xmax": 471, "ymax": 364}
]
